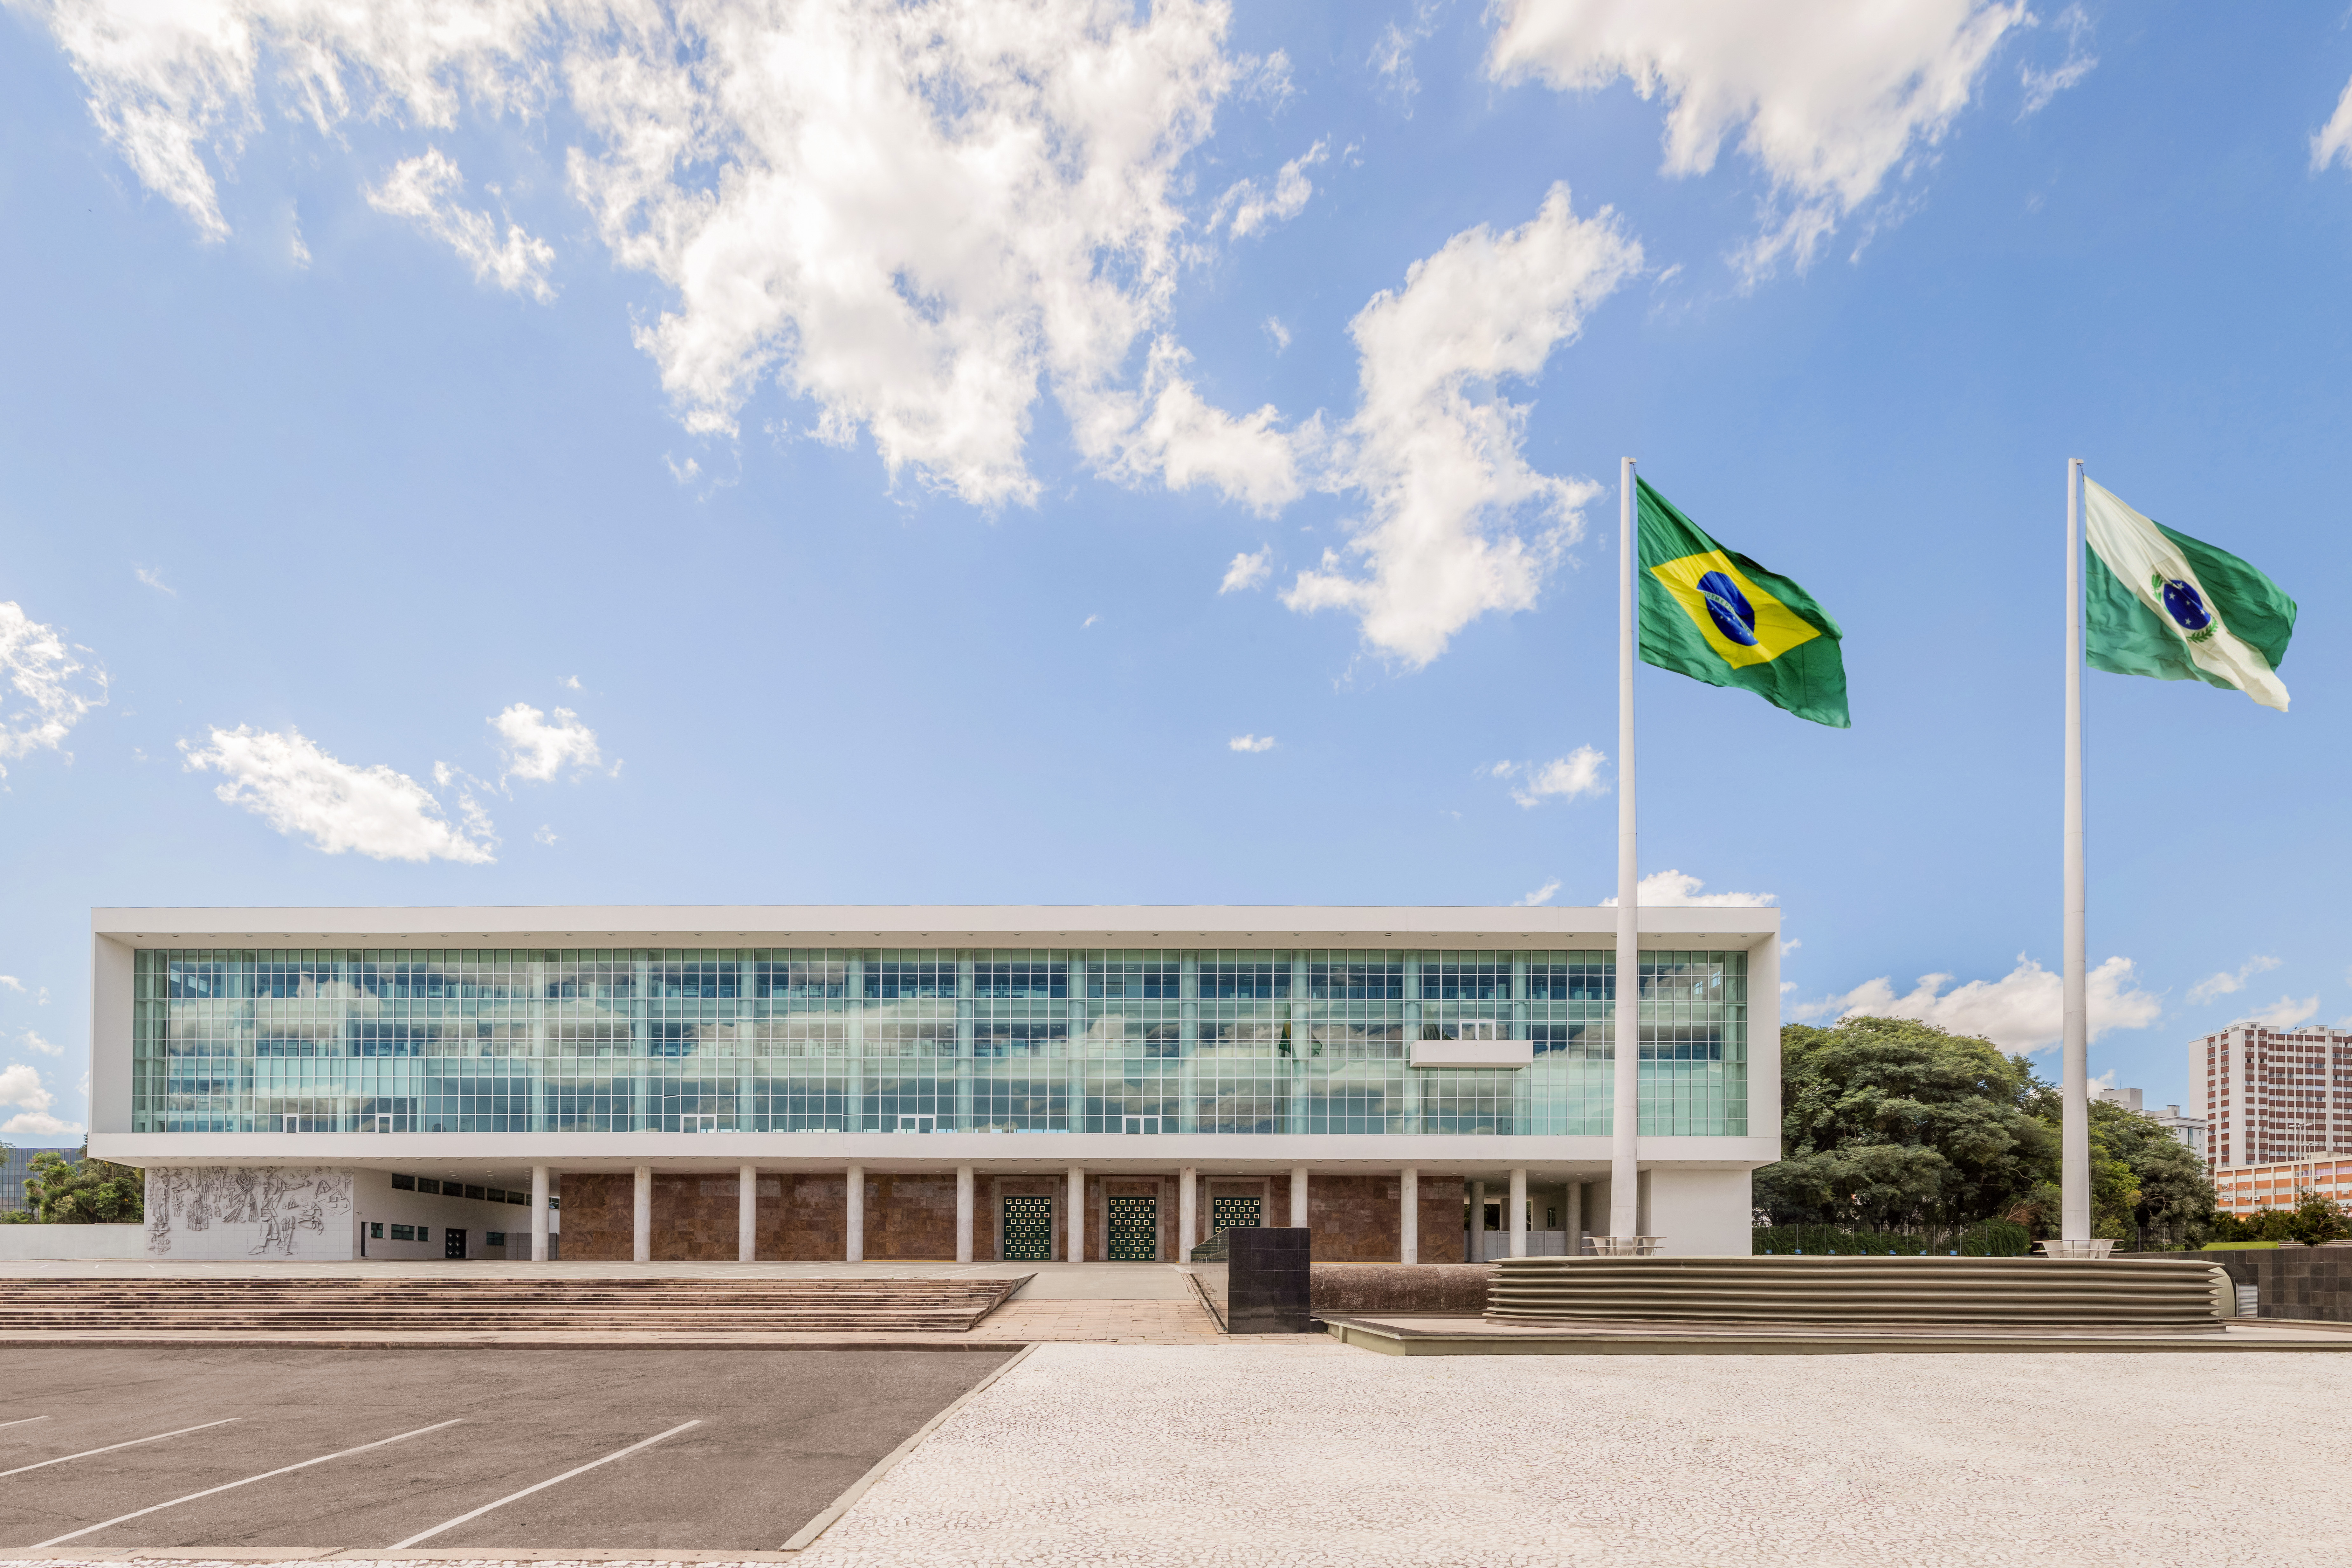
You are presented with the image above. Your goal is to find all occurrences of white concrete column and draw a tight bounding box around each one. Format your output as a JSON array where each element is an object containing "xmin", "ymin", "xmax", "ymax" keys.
[
  {"xmin": 1470, "ymin": 1179, "xmax": 1486, "ymax": 1262},
  {"xmin": 955, "ymin": 1166, "xmax": 975, "ymax": 1264},
  {"xmin": 846, "ymin": 1165, "xmax": 865, "ymax": 1262},
  {"xmin": 1508, "ymin": 1168, "xmax": 1528, "ymax": 1258},
  {"xmin": 1568, "ymin": 1180, "xmax": 1585, "ymax": 1256},
  {"xmin": 738, "ymin": 1162, "xmax": 758, "ymax": 1263},
  {"xmin": 632, "ymin": 1165, "xmax": 652, "ymax": 1263},
  {"xmin": 1179, "ymin": 1166, "xmax": 1198, "ymax": 1256},
  {"xmin": 1400, "ymin": 1167, "xmax": 1418, "ymax": 1264},
  {"xmin": 530, "ymin": 1165, "xmax": 550, "ymax": 1262},
  {"xmin": 1289, "ymin": 1166, "xmax": 1309, "ymax": 1229},
  {"xmin": 1068, "ymin": 1165, "xmax": 1086, "ymax": 1262}
]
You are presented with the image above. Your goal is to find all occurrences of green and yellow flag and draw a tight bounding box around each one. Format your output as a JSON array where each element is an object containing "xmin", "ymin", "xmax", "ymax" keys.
[{"xmin": 1636, "ymin": 477, "xmax": 1849, "ymax": 727}]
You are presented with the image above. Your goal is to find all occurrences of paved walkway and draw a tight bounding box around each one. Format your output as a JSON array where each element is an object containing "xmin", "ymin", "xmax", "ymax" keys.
[{"xmin": 788, "ymin": 1343, "xmax": 2352, "ymax": 1567}]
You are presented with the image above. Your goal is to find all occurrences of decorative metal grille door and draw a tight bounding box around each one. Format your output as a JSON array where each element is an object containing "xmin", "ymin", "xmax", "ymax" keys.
[
  {"xmin": 1211, "ymin": 1195, "xmax": 1261, "ymax": 1235},
  {"xmin": 1002, "ymin": 1195, "xmax": 1054, "ymax": 1261},
  {"xmin": 1108, "ymin": 1196, "xmax": 1158, "ymax": 1260}
]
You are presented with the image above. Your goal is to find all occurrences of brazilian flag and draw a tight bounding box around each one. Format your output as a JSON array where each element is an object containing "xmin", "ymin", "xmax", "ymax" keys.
[{"xmin": 1637, "ymin": 478, "xmax": 1849, "ymax": 728}]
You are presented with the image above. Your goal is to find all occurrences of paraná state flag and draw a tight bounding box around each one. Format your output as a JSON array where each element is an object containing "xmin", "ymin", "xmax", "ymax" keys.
[
  {"xmin": 1636, "ymin": 477, "xmax": 1849, "ymax": 727},
  {"xmin": 2082, "ymin": 479, "xmax": 2294, "ymax": 712}
]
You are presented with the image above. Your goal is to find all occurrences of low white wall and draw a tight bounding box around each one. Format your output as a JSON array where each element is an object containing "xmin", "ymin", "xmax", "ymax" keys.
[
  {"xmin": 0, "ymin": 1224, "xmax": 146, "ymax": 1261},
  {"xmin": 1649, "ymin": 1168, "xmax": 1755, "ymax": 1257}
]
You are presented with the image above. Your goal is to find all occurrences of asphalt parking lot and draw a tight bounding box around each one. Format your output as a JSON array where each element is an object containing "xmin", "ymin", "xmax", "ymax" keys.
[{"xmin": 0, "ymin": 1345, "xmax": 1014, "ymax": 1553}]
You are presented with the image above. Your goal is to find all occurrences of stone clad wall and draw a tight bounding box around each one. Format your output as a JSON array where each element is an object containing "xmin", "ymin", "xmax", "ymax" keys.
[
  {"xmin": 560, "ymin": 1170, "xmax": 850, "ymax": 1261},
  {"xmin": 863, "ymin": 1173, "xmax": 957, "ymax": 1260},
  {"xmin": 558, "ymin": 1168, "xmax": 1469, "ymax": 1264},
  {"xmin": 1312, "ymin": 1261, "xmax": 1492, "ymax": 1316},
  {"xmin": 2194, "ymin": 1245, "xmax": 2352, "ymax": 1323}
]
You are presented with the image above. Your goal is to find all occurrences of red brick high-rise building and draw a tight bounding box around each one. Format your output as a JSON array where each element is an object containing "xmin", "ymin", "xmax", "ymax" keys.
[{"xmin": 2197, "ymin": 1023, "xmax": 2352, "ymax": 1170}]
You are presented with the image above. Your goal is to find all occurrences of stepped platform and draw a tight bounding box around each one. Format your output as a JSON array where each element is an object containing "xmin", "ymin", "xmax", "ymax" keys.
[
  {"xmin": 1317, "ymin": 1254, "xmax": 2352, "ymax": 1355},
  {"xmin": 1488, "ymin": 1254, "xmax": 2233, "ymax": 1329},
  {"xmin": 0, "ymin": 1270, "xmax": 1028, "ymax": 1342}
]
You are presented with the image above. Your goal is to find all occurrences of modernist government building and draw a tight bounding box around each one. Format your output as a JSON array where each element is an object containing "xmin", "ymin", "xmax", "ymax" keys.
[{"xmin": 88, "ymin": 906, "xmax": 1780, "ymax": 1263}]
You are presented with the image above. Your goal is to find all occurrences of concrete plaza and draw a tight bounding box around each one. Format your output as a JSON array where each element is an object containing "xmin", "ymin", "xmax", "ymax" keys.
[
  {"xmin": 8, "ymin": 1339, "xmax": 2350, "ymax": 1565},
  {"xmin": 791, "ymin": 1343, "xmax": 2351, "ymax": 1567}
]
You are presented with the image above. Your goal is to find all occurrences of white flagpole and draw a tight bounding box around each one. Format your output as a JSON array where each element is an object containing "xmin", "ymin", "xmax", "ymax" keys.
[
  {"xmin": 2062, "ymin": 457, "xmax": 2090, "ymax": 1243},
  {"xmin": 1611, "ymin": 456, "xmax": 1640, "ymax": 1242}
]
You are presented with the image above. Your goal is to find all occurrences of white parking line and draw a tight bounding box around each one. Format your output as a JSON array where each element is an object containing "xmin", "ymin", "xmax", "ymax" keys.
[
  {"xmin": 0, "ymin": 1419, "xmax": 239, "ymax": 1478},
  {"xmin": 386, "ymin": 1421, "xmax": 702, "ymax": 1550},
  {"xmin": 0, "ymin": 1417, "xmax": 50, "ymax": 1432},
  {"xmin": 29, "ymin": 1419, "xmax": 463, "ymax": 1548}
]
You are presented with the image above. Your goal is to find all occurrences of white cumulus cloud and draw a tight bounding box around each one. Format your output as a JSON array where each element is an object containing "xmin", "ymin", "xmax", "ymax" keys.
[
  {"xmin": 1794, "ymin": 953, "xmax": 2162, "ymax": 1052},
  {"xmin": 1600, "ymin": 869, "xmax": 1775, "ymax": 908},
  {"xmin": 533, "ymin": 824, "xmax": 557, "ymax": 847},
  {"xmin": 1096, "ymin": 339, "xmax": 1303, "ymax": 516},
  {"xmin": 0, "ymin": 1062, "xmax": 58, "ymax": 1115},
  {"xmin": 35, "ymin": 0, "xmax": 1285, "ymax": 515},
  {"xmin": 1516, "ymin": 878, "xmax": 1561, "ymax": 908},
  {"xmin": 567, "ymin": 0, "xmax": 1248, "ymax": 508},
  {"xmin": 0, "ymin": 976, "xmax": 22, "ymax": 993},
  {"xmin": 19, "ymin": 1030, "xmax": 64, "ymax": 1058},
  {"xmin": 2187, "ymin": 955, "xmax": 2282, "ymax": 1006},
  {"xmin": 134, "ymin": 564, "xmax": 176, "ymax": 595},
  {"xmin": 1220, "ymin": 547, "xmax": 1273, "ymax": 594},
  {"xmin": 1212, "ymin": 138, "xmax": 1327, "ymax": 239},
  {"xmin": 1, "ymin": 601, "xmax": 108, "ymax": 780},
  {"xmin": 490, "ymin": 703, "xmax": 600, "ymax": 785},
  {"xmin": 2236, "ymin": 995, "xmax": 2321, "ymax": 1030},
  {"xmin": 1283, "ymin": 185, "xmax": 1640, "ymax": 665},
  {"xmin": 1487, "ymin": 0, "xmax": 2025, "ymax": 278},
  {"xmin": 1228, "ymin": 734, "xmax": 1276, "ymax": 753},
  {"xmin": 1491, "ymin": 746, "xmax": 1608, "ymax": 808},
  {"xmin": 366, "ymin": 147, "xmax": 555, "ymax": 301},
  {"xmin": 180, "ymin": 724, "xmax": 495, "ymax": 863}
]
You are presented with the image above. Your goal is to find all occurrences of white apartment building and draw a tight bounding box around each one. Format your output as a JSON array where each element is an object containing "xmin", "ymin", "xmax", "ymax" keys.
[
  {"xmin": 2096, "ymin": 1086, "xmax": 2207, "ymax": 1158},
  {"xmin": 2195, "ymin": 1023, "xmax": 2352, "ymax": 1170}
]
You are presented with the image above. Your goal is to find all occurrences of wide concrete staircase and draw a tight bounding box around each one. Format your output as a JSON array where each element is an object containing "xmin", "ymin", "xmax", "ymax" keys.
[
  {"xmin": 1487, "ymin": 1255, "xmax": 2231, "ymax": 1331},
  {"xmin": 0, "ymin": 1275, "xmax": 1029, "ymax": 1336}
]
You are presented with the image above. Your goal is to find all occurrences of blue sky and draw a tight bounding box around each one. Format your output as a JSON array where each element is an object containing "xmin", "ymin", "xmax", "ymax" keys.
[{"xmin": 4, "ymin": 0, "xmax": 2349, "ymax": 1138}]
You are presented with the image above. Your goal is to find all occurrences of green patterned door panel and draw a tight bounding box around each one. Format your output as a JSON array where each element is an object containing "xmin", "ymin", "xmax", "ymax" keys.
[
  {"xmin": 1211, "ymin": 1195, "xmax": 1261, "ymax": 1235},
  {"xmin": 1002, "ymin": 1195, "xmax": 1054, "ymax": 1261},
  {"xmin": 1108, "ymin": 1195, "xmax": 1158, "ymax": 1260}
]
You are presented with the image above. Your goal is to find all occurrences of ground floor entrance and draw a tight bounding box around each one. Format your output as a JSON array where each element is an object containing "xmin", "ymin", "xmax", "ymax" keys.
[
  {"xmin": 1002, "ymin": 1195, "xmax": 1054, "ymax": 1261},
  {"xmin": 1107, "ymin": 1195, "xmax": 1157, "ymax": 1260},
  {"xmin": 1210, "ymin": 1195, "xmax": 1261, "ymax": 1236}
]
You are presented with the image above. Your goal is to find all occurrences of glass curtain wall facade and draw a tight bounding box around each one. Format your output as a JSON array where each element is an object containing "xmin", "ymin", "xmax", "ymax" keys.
[{"xmin": 132, "ymin": 948, "xmax": 1747, "ymax": 1139}]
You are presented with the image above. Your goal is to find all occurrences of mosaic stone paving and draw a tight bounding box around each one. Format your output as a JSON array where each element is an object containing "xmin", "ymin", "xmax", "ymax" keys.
[{"xmin": 793, "ymin": 1344, "xmax": 2352, "ymax": 1567}]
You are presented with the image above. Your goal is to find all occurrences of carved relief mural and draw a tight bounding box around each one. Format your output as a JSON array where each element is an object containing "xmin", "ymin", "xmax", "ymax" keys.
[{"xmin": 146, "ymin": 1167, "xmax": 354, "ymax": 1259}]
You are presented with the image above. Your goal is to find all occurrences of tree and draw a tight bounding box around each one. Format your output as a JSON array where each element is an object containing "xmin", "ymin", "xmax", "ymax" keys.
[
  {"xmin": 2213, "ymin": 1193, "xmax": 2350, "ymax": 1246},
  {"xmin": 1756, "ymin": 1017, "xmax": 2059, "ymax": 1235},
  {"xmin": 2084, "ymin": 1096, "xmax": 2214, "ymax": 1246},
  {"xmin": 7, "ymin": 1149, "xmax": 144, "ymax": 1224}
]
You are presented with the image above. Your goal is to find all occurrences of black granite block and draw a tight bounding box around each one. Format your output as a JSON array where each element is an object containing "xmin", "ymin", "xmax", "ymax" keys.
[{"xmin": 1227, "ymin": 1226, "xmax": 1313, "ymax": 1333}]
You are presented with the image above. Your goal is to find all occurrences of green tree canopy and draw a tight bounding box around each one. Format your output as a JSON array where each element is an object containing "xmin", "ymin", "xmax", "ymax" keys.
[
  {"xmin": 1757, "ymin": 1016, "xmax": 2220, "ymax": 1244},
  {"xmin": 4, "ymin": 1149, "xmax": 145, "ymax": 1224},
  {"xmin": 1758, "ymin": 1016, "xmax": 2057, "ymax": 1231}
]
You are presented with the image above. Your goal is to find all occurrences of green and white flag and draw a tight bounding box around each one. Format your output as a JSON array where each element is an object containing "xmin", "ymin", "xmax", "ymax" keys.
[{"xmin": 2082, "ymin": 479, "xmax": 2296, "ymax": 712}]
